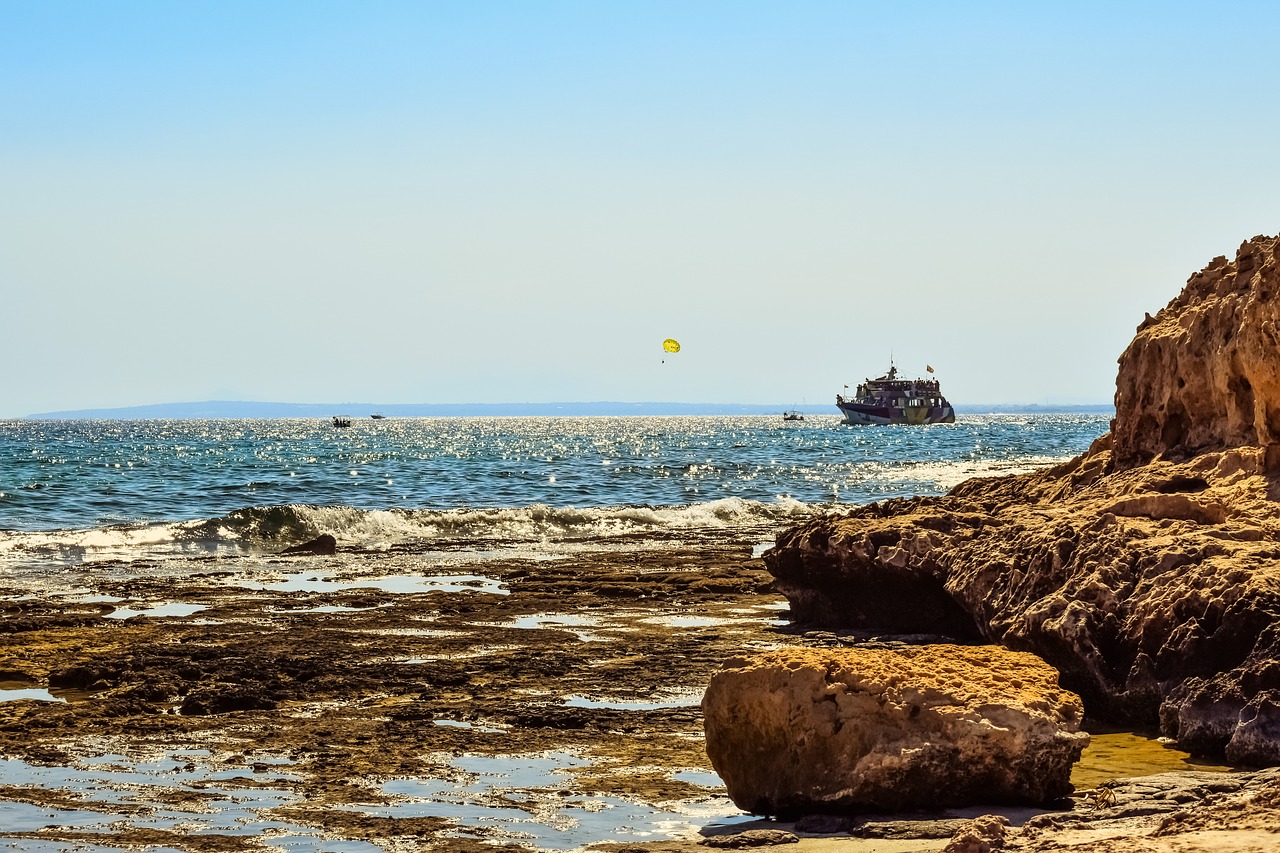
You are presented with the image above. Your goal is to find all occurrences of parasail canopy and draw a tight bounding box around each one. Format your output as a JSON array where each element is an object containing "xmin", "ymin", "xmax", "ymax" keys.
[{"xmin": 662, "ymin": 338, "xmax": 681, "ymax": 353}]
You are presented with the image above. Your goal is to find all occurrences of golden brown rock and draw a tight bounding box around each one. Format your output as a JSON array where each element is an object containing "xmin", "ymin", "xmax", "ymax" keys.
[
  {"xmin": 943, "ymin": 814, "xmax": 1008, "ymax": 853},
  {"xmin": 765, "ymin": 234, "xmax": 1280, "ymax": 765},
  {"xmin": 701, "ymin": 645, "xmax": 1088, "ymax": 816},
  {"xmin": 1113, "ymin": 234, "xmax": 1280, "ymax": 469}
]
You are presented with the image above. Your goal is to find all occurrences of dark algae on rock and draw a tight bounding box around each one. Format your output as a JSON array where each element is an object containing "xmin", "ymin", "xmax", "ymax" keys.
[{"xmin": 0, "ymin": 538, "xmax": 782, "ymax": 851}]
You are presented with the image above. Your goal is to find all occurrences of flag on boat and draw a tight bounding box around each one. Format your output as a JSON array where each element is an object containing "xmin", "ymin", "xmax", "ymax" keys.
[{"xmin": 926, "ymin": 364, "xmax": 935, "ymax": 373}]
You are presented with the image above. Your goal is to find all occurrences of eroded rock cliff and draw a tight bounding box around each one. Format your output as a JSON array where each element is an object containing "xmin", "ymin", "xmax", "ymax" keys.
[
  {"xmin": 1114, "ymin": 235, "xmax": 1280, "ymax": 469},
  {"xmin": 765, "ymin": 234, "xmax": 1280, "ymax": 764}
]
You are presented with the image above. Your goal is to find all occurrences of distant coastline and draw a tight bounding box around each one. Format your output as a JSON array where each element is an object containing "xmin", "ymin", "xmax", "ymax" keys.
[{"xmin": 19, "ymin": 401, "xmax": 1116, "ymax": 420}]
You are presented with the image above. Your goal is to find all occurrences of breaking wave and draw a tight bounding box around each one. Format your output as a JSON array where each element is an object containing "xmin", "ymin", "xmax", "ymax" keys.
[{"xmin": 0, "ymin": 497, "xmax": 817, "ymax": 564}]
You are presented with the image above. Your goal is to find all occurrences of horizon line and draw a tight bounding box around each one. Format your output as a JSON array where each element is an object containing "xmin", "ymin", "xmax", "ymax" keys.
[{"xmin": 19, "ymin": 399, "xmax": 1117, "ymax": 420}]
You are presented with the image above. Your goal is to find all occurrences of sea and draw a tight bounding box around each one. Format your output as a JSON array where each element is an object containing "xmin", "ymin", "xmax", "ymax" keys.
[
  {"xmin": 0, "ymin": 413, "xmax": 1111, "ymax": 576},
  {"xmin": 12, "ymin": 410, "xmax": 1210, "ymax": 853}
]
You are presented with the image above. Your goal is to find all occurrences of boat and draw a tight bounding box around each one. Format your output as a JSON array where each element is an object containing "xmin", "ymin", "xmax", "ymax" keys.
[
  {"xmin": 836, "ymin": 363, "xmax": 955, "ymax": 425},
  {"xmin": 370, "ymin": 414, "xmax": 387, "ymax": 419},
  {"xmin": 783, "ymin": 411, "xmax": 805, "ymax": 421},
  {"xmin": 331, "ymin": 416, "xmax": 352, "ymax": 428}
]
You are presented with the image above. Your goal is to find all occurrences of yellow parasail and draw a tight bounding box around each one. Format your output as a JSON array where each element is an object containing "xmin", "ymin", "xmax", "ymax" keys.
[{"xmin": 662, "ymin": 338, "xmax": 681, "ymax": 353}]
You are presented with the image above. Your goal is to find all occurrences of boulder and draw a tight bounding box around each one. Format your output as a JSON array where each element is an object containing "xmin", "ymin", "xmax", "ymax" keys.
[
  {"xmin": 764, "ymin": 234, "xmax": 1280, "ymax": 764},
  {"xmin": 942, "ymin": 814, "xmax": 1008, "ymax": 853},
  {"xmin": 278, "ymin": 534, "xmax": 337, "ymax": 556},
  {"xmin": 702, "ymin": 645, "xmax": 1088, "ymax": 816}
]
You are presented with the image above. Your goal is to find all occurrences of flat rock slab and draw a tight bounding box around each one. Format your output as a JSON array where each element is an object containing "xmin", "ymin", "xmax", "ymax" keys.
[
  {"xmin": 703, "ymin": 645, "xmax": 1089, "ymax": 816},
  {"xmin": 699, "ymin": 829, "xmax": 800, "ymax": 847}
]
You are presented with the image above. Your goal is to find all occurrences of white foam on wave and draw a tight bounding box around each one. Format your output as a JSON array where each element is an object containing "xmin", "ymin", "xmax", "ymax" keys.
[
  {"xmin": 0, "ymin": 453, "xmax": 1072, "ymax": 569},
  {"xmin": 888, "ymin": 455, "xmax": 1070, "ymax": 491},
  {"xmin": 0, "ymin": 496, "xmax": 819, "ymax": 566},
  {"xmin": 0, "ymin": 454, "xmax": 1068, "ymax": 569},
  {"xmin": 231, "ymin": 497, "xmax": 815, "ymax": 546},
  {"xmin": 830, "ymin": 453, "xmax": 1069, "ymax": 496},
  {"xmin": 0, "ymin": 520, "xmax": 224, "ymax": 564}
]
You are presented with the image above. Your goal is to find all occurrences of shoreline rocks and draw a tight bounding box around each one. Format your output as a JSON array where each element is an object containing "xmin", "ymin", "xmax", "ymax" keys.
[
  {"xmin": 702, "ymin": 645, "xmax": 1088, "ymax": 816},
  {"xmin": 278, "ymin": 533, "xmax": 338, "ymax": 555},
  {"xmin": 762, "ymin": 234, "xmax": 1280, "ymax": 764}
]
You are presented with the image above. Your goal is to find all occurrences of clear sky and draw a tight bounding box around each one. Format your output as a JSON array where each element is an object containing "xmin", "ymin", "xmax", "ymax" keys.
[{"xmin": 4, "ymin": 1, "xmax": 1279, "ymax": 417}]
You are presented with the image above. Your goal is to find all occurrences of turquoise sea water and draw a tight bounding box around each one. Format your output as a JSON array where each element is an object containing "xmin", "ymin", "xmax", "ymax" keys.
[{"xmin": 0, "ymin": 413, "xmax": 1109, "ymax": 568}]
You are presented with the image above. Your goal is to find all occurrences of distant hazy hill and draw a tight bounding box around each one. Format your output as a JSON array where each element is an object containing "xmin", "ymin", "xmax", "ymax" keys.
[{"xmin": 23, "ymin": 401, "xmax": 1115, "ymax": 419}]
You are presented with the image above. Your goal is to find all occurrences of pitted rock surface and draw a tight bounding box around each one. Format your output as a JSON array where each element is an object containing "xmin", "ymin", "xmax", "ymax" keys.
[
  {"xmin": 702, "ymin": 645, "xmax": 1088, "ymax": 815},
  {"xmin": 1113, "ymin": 234, "xmax": 1280, "ymax": 470}
]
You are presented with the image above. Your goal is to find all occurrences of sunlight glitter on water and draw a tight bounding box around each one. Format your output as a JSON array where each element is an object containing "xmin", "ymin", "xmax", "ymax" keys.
[
  {"xmin": 0, "ymin": 751, "xmax": 384, "ymax": 852},
  {"xmin": 360, "ymin": 751, "xmax": 747, "ymax": 851},
  {"xmin": 104, "ymin": 602, "xmax": 208, "ymax": 620},
  {"xmin": 247, "ymin": 571, "xmax": 508, "ymax": 596},
  {"xmin": 562, "ymin": 688, "xmax": 703, "ymax": 710},
  {"xmin": 1, "ymin": 415, "xmax": 1108, "ymax": 541}
]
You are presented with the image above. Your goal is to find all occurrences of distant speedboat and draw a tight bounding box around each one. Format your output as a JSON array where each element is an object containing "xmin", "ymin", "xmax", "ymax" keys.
[
  {"xmin": 783, "ymin": 411, "xmax": 804, "ymax": 421},
  {"xmin": 836, "ymin": 363, "xmax": 955, "ymax": 426},
  {"xmin": 332, "ymin": 416, "xmax": 352, "ymax": 428},
  {"xmin": 370, "ymin": 414, "xmax": 387, "ymax": 419}
]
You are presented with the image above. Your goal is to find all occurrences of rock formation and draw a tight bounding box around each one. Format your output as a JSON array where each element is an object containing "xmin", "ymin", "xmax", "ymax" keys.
[
  {"xmin": 278, "ymin": 533, "xmax": 337, "ymax": 556},
  {"xmin": 702, "ymin": 645, "xmax": 1088, "ymax": 816},
  {"xmin": 942, "ymin": 814, "xmax": 1007, "ymax": 853},
  {"xmin": 1113, "ymin": 236, "xmax": 1280, "ymax": 469},
  {"xmin": 764, "ymin": 234, "xmax": 1280, "ymax": 764}
]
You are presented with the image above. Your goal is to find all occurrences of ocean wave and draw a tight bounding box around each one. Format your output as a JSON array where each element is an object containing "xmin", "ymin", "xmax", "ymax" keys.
[
  {"xmin": 0, "ymin": 497, "xmax": 818, "ymax": 564},
  {"xmin": 881, "ymin": 455, "xmax": 1071, "ymax": 491}
]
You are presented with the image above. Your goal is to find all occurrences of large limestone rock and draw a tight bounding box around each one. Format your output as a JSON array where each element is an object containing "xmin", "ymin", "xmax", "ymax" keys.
[
  {"xmin": 1114, "ymin": 235, "xmax": 1280, "ymax": 469},
  {"xmin": 765, "ymin": 234, "xmax": 1280, "ymax": 764},
  {"xmin": 702, "ymin": 645, "xmax": 1088, "ymax": 816}
]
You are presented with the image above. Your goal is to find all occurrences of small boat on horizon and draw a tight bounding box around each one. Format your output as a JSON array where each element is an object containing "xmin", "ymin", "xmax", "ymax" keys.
[
  {"xmin": 783, "ymin": 411, "xmax": 804, "ymax": 421},
  {"xmin": 370, "ymin": 414, "xmax": 387, "ymax": 419},
  {"xmin": 332, "ymin": 416, "xmax": 352, "ymax": 428},
  {"xmin": 836, "ymin": 362, "xmax": 955, "ymax": 425}
]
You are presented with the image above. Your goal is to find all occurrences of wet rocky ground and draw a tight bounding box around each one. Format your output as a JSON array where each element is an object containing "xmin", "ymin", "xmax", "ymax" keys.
[
  {"xmin": 0, "ymin": 531, "xmax": 787, "ymax": 851},
  {"xmin": 1, "ymin": 530, "xmax": 1277, "ymax": 852}
]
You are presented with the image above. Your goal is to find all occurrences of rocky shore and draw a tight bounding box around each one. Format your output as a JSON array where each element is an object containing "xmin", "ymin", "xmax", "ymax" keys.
[
  {"xmin": 6, "ymin": 236, "xmax": 1280, "ymax": 850},
  {"xmin": 0, "ymin": 531, "xmax": 784, "ymax": 852},
  {"xmin": 3, "ymin": 528, "xmax": 1276, "ymax": 853},
  {"xmin": 740, "ymin": 235, "xmax": 1280, "ymax": 848}
]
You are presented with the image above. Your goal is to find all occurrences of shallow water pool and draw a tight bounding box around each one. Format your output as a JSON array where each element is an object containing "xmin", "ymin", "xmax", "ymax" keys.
[{"xmin": 1072, "ymin": 727, "xmax": 1232, "ymax": 789}]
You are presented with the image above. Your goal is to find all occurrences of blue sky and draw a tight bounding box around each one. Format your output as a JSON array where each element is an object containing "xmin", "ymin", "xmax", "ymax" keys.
[{"xmin": 4, "ymin": 1, "xmax": 1279, "ymax": 416}]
